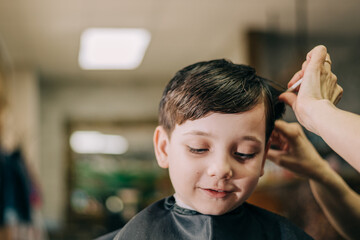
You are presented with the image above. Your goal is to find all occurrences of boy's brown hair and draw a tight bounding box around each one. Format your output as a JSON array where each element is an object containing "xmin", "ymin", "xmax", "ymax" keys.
[{"xmin": 158, "ymin": 59, "xmax": 285, "ymax": 142}]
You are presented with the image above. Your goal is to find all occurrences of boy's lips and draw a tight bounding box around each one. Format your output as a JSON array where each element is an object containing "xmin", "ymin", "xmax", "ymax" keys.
[{"xmin": 200, "ymin": 188, "xmax": 232, "ymax": 198}]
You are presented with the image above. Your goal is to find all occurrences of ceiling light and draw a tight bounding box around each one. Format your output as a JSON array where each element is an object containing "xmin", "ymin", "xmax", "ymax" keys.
[
  {"xmin": 70, "ymin": 131, "xmax": 129, "ymax": 154},
  {"xmin": 78, "ymin": 28, "xmax": 151, "ymax": 70}
]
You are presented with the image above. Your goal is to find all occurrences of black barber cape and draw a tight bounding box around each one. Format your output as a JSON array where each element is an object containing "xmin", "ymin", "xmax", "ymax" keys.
[{"xmin": 97, "ymin": 196, "xmax": 313, "ymax": 240}]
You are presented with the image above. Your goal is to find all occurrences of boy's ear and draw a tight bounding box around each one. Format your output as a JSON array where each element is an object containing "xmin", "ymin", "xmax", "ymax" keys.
[
  {"xmin": 153, "ymin": 126, "xmax": 170, "ymax": 169},
  {"xmin": 260, "ymin": 140, "xmax": 271, "ymax": 177}
]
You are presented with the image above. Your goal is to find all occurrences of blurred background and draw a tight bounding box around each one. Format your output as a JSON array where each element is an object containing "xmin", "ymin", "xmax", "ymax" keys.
[{"xmin": 0, "ymin": 0, "xmax": 359, "ymax": 239}]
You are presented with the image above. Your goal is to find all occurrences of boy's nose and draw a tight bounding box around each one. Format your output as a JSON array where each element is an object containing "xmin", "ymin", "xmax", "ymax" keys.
[{"xmin": 207, "ymin": 153, "xmax": 233, "ymax": 180}]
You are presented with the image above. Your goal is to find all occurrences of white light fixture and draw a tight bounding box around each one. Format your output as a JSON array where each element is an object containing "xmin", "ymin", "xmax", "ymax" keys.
[
  {"xmin": 105, "ymin": 196, "xmax": 124, "ymax": 213},
  {"xmin": 78, "ymin": 28, "xmax": 151, "ymax": 70},
  {"xmin": 70, "ymin": 131, "xmax": 129, "ymax": 154}
]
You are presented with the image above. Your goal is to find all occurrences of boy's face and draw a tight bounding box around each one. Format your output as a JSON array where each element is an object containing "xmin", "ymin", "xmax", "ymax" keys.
[{"xmin": 154, "ymin": 103, "xmax": 269, "ymax": 215}]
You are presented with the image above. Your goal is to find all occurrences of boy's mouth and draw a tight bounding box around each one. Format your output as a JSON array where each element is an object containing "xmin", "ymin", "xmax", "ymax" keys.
[{"xmin": 201, "ymin": 188, "xmax": 230, "ymax": 198}]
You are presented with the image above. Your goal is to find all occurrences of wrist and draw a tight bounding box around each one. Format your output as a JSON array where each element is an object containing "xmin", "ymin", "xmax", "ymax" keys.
[
  {"xmin": 297, "ymin": 99, "xmax": 335, "ymax": 135},
  {"xmin": 310, "ymin": 100, "xmax": 338, "ymax": 137},
  {"xmin": 310, "ymin": 160, "xmax": 335, "ymax": 184}
]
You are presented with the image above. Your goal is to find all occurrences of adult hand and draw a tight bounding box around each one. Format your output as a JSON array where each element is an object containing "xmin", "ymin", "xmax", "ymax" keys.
[
  {"xmin": 279, "ymin": 45, "xmax": 343, "ymax": 134},
  {"xmin": 268, "ymin": 122, "xmax": 360, "ymax": 240},
  {"xmin": 267, "ymin": 120, "xmax": 327, "ymax": 181}
]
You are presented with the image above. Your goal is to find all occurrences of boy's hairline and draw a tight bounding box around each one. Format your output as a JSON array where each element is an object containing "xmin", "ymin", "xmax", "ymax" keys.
[{"xmin": 158, "ymin": 100, "xmax": 271, "ymax": 147}]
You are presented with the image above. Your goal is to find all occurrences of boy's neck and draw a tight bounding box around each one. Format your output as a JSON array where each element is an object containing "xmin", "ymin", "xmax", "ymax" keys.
[{"xmin": 174, "ymin": 193, "xmax": 195, "ymax": 210}]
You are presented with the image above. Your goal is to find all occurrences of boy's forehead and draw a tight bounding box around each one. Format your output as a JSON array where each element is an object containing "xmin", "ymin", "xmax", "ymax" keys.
[
  {"xmin": 173, "ymin": 103, "xmax": 267, "ymax": 142},
  {"xmin": 181, "ymin": 102, "xmax": 266, "ymax": 124}
]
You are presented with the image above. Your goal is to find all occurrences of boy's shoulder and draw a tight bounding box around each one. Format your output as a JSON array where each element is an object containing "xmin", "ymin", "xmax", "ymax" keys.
[
  {"xmin": 94, "ymin": 198, "xmax": 169, "ymax": 240},
  {"xmin": 243, "ymin": 201, "xmax": 294, "ymax": 225},
  {"xmin": 97, "ymin": 197, "xmax": 313, "ymax": 240},
  {"xmin": 241, "ymin": 202, "xmax": 313, "ymax": 239}
]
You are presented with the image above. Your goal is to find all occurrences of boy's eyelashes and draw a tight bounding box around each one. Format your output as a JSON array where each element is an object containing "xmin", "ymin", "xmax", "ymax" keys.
[
  {"xmin": 186, "ymin": 146, "xmax": 257, "ymax": 159},
  {"xmin": 233, "ymin": 152, "xmax": 257, "ymax": 161},
  {"xmin": 187, "ymin": 146, "xmax": 209, "ymax": 154}
]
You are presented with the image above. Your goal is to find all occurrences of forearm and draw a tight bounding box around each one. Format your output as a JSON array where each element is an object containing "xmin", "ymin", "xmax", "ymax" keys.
[
  {"xmin": 309, "ymin": 163, "xmax": 360, "ymax": 240},
  {"xmin": 308, "ymin": 100, "xmax": 360, "ymax": 172}
]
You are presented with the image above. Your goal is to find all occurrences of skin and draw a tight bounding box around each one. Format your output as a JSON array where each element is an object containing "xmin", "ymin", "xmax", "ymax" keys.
[
  {"xmin": 268, "ymin": 45, "xmax": 360, "ymax": 239},
  {"xmin": 280, "ymin": 45, "xmax": 360, "ymax": 172},
  {"xmin": 267, "ymin": 120, "xmax": 360, "ymax": 240},
  {"xmin": 153, "ymin": 103, "xmax": 270, "ymax": 215}
]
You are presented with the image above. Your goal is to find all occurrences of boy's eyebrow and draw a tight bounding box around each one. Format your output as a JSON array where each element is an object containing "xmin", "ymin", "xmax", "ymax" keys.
[
  {"xmin": 183, "ymin": 130, "xmax": 211, "ymax": 136},
  {"xmin": 242, "ymin": 136, "xmax": 262, "ymax": 145}
]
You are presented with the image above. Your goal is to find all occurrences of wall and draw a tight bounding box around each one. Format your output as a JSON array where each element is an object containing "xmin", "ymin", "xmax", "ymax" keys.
[
  {"xmin": 40, "ymin": 80, "xmax": 164, "ymax": 229},
  {"xmin": 0, "ymin": 67, "xmax": 40, "ymax": 176},
  {"xmin": 5, "ymin": 69, "xmax": 40, "ymax": 167}
]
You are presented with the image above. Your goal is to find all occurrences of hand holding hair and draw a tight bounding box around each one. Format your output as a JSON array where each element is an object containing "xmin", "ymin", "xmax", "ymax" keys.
[
  {"xmin": 267, "ymin": 120, "xmax": 360, "ymax": 240},
  {"xmin": 267, "ymin": 120, "xmax": 327, "ymax": 180}
]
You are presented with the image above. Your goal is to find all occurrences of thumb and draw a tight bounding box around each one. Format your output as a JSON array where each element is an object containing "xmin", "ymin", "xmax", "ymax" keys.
[
  {"xmin": 273, "ymin": 120, "xmax": 302, "ymax": 141},
  {"xmin": 279, "ymin": 92, "xmax": 297, "ymax": 107}
]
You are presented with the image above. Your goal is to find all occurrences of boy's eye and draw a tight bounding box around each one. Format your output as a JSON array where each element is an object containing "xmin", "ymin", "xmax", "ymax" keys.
[
  {"xmin": 188, "ymin": 146, "xmax": 209, "ymax": 154},
  {"xmin": 234, "ymin": 152, "xmax": 256, "ymax": 161}
]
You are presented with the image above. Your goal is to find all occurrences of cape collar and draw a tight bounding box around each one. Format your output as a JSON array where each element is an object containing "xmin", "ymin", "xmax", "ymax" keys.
[{"xmin": 164, "ymin": 195, "xmax": 245, "ymax": 216}]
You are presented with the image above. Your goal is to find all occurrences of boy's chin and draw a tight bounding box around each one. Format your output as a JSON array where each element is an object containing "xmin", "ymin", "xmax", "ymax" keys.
[{"xmin": 195, "ymin": 203, "xmax": 243, "ymax": 216}]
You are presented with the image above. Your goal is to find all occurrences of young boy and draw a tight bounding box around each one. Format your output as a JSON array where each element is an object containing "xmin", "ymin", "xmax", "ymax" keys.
[{"xmin": 98, "ymin": 59, "xmax": 313, "ymax": 239}]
